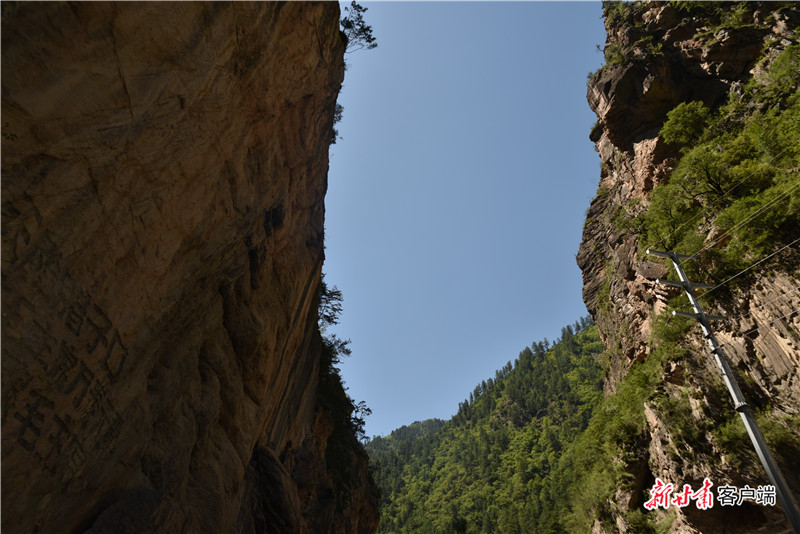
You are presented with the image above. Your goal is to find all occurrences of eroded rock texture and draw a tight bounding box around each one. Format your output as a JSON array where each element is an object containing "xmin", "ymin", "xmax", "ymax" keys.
[
  {"xmin": 577, "ymin": 3, "xmax": 799, "ymax": 533},
  {"xmin": 2, "ymin": 3, "xmax": 377, "ymax": 533}
]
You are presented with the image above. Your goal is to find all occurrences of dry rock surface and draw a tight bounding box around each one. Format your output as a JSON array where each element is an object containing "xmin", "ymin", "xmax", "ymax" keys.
[
  {"xmin": 2, "ymin": 3, "xmax": 377, "ymax": 533},
  {"xmin": 577, "ymin": 2, "xmax": 800, "ymax": 533}
]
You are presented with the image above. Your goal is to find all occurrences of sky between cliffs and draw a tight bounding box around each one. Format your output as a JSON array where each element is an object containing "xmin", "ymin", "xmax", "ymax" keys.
[{"xmin": 325, "ymin": 1, "xmax": 608, "ymax": 438}]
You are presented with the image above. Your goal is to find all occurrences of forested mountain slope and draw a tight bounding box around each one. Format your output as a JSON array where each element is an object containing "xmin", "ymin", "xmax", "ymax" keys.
[
  {"xmin": 366, "ymin": 320, "xmax": 605, "ymax": 533},
  {"xmin": 368, "ymin": 3, "xmax": 800, "ymax": 533}
]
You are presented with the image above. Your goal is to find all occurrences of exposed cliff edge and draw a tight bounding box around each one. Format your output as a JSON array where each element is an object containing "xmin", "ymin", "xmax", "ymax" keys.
[
  {"xmin": 578, "ymin": 2, "xmax": 799, "ymax": 533},
  {"xmin": 2, "ymin": 3, "xmax": 377, "ymax": 533}
]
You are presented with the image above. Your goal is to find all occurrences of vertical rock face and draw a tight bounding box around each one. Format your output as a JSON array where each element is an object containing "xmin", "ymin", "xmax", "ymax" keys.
[
  {"xmin": 577, "ymin": 2, "xmax": 799, "ymax": 533},
  {"xmin": 580, "ymin": 2, "xmax": 800, "ymax": 399},
  {"xmin": 2, "ymin": 3, "xmax": 377, "ymax": 533}
]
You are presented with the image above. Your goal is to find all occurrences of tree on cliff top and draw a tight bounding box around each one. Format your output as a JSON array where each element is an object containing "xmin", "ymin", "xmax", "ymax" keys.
[{"xmin": 341, "ymin": 1, "xmax": 377, "ymax": 54}]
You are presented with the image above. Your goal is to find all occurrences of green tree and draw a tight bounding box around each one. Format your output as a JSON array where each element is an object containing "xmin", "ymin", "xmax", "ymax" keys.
[
  {"xmin": 659, "ymin": 100, "xmax": 711, "ymax": 146},
  {"xmin": 341, "ymin": 1, "xmax": 378, "ymax": 54},
  {"xmin": 366, "ymin": 318, "xmax": 604, "ymax": 533}
]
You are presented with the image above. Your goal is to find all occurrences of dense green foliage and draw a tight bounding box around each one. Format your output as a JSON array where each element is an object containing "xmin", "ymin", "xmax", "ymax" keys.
[
  {"xmin": 639, "ymin": 43, "xmax": 800, "ymax": 287},
  {"xmin": 368, "ymin": 309, "xmax": 799, "ymax": 533},
  {"xmin": 658, "ymin": 101, "xmax": 711, "ymax": 146},
  {"xmin": 366, "ymin": 319, "xmax": 606, "ymax": 533}
]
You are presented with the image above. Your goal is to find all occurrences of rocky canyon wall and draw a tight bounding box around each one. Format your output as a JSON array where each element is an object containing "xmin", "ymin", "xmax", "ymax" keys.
[
  {"xmin": 2, "ymin": 2, "xmax": 376, "ymax": 533},
  {"xmin": 577, "ymin": 2, "xmax": 799, "ymax": 533}
]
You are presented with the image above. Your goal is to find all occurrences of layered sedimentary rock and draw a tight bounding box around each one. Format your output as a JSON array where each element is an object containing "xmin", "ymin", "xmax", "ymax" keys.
[
  {"xmin": 2, "ymin": 2, "xmax": 376, "ymax": 533},
  {"xmin": 577, "ymin": 3, "xmax": 799, "ymax": 533}
]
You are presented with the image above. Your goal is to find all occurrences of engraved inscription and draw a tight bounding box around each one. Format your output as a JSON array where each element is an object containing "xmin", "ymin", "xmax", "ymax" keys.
[
  {"xmin": 13, "ymin": 391, "xmax": 55, "ymax": 452},
  {"xmin": 4, "ymin": 244, "xmax": 129, "ymax": 478},
  {"xmin": 62, "ymin": 294, "xmax": 91, "ymax": 337}
]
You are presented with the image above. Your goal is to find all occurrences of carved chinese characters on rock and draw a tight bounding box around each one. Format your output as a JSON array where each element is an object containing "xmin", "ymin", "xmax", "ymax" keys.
[{"xmin": 2, "ymin": 225, "xmax": 127, "ymax": 481}]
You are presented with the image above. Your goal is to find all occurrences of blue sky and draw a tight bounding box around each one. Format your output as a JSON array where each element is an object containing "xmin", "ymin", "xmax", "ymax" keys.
[{"xmin": 325, "ymin": 2, "xmax": 607, "ymax": 438}]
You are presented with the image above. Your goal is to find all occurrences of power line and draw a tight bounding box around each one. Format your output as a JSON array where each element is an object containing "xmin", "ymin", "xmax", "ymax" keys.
[
  {"xmin": 728, "ymin": 286, "xmax": 800, "ymax": 324},
  {"xmin": 645, "ymin": 249, "xmax": 800, "ymax": 531},
  {"xmin": 719, "ymin": 306, "xmax": 800, "ymax": 352},
  {"xmin": 647, "ymin": 144, "xmax": 796, "ymax": 253},
  {"xmin": 670, "ymin": 238, "xmax": 798, "ymax": 316},
  {"xmin": 685, "ymin": 180, "xmax": 800, "ymax": 263},
  {"xmin": 696, "ymin": 237, "xmax": 800, "ymax": 301}
]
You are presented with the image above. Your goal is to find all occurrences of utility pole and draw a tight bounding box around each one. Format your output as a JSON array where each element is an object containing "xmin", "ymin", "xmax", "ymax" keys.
[{"xmin": 646, "ymin": 249, "xmax": 800, "ymax": 534}]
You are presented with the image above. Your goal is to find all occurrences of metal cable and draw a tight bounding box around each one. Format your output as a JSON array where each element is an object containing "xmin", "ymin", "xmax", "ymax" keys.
[
  {"xmin": 646, "ymin": 144, "xmax": 795, "ymax": 253},
  {"xmin": 696, "ymin": 237, "xmax": 800, "ymax": 300},
  {"xmin": 728, "ymin": 286, "xmax": 800, "ymax": 324},
  {"xmin": 669, "ymin": 239, "xmax": 798, "ymax": 316},
  {"xmin": 684, "ymin": 180, "xmax": 800, "ymax": 263},
  {"xmin": 718, "ymin": 306, "xmax": 800, "ymax": 352}
]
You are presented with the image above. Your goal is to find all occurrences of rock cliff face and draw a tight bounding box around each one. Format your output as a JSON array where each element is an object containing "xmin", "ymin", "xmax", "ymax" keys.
[
  {"xmin": 2, "ymin": 3, "xmax": 377, "ymax": 533},
  {"xmin": 577, "ymin": 2, "xmax": 799, "ymax": 533}
]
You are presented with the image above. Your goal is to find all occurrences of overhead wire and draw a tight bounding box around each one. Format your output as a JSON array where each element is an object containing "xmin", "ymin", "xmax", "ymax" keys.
[
  {"xmin": 717, "ymin": 306, "xmax": 800, "ymax": 353},
  {"xmin": 683, "ymin": 179, "xmax": 800, "ymax": 264},
  {"xmin": 646, "ymin": 143, "xmax": 796, "ymax": 254},
  {"xmin": 695, "ymin": 237, "xmax": 800, "ymax": 301},
  {"xmin": 666, "ymin": 237, "xmax": 799, "ymax": 317},
  {"xmin": 727, "ymin": 286, "xmax": 800, "ymax": 324},
  {"xmin": 632, "ymin": 117, "xmax": 800, "ymax": 362},
  {"xmin": 664, "ymin": 183, "xmax": 800, "ymax": 312}
]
